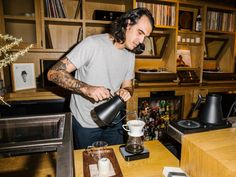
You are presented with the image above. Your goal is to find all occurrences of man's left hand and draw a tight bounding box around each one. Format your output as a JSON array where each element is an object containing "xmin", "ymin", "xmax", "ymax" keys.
[{"xmin": 116, "ymin": 88, "xmax": 132, "ymax": 102}]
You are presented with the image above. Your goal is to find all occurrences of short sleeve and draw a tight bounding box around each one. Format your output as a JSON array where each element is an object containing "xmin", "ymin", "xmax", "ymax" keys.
[{"xmin": 66, "ymin": 37, "xmax": 96, "ymax": 69}]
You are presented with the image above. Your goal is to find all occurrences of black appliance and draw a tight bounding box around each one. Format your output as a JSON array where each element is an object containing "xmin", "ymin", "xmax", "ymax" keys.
[
  {"xmin": 167, "ymin": 118, "xmax": 231, "ymax": 143},
  {"xmin": 167, "ymin": 93, "xmax": 232, "ymax": 143}
]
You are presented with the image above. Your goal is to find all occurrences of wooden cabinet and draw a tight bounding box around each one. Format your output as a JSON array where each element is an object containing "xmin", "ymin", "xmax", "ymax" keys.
[
  {"xmin": 0, "ymin": 0, "xmax": 133, "ymax": 89},
  {"xmin": 203, "ymin": 4, "xmax": 236, "ymax": 84},
  {"xmin": 133, "ymin": 0, "xmax": 236, "ymax": 85},
  {"xmin": 0, "ymin": 0, "xmax": 42, "ymax": 48},
  {"xmin": 0, "ymin": 0, "xmax": 235, "ymax": 83},
  {"xmin": 0, "ymin": 0, "xmax": 132, "ymax": 52},
  {"xmin": 181, "ymin": 128, "xmax": 236, "ymax": 177},
  {"xmin": 41, "ymin": 0, "xmax": 132, "ymax": 51},
  {"xmin": 177, "ymin": 1, "xmax": 204, "ymax": 83},
  {"xmin": 134, "ymin": 0, "xmax": 178, "ymax": 73}
]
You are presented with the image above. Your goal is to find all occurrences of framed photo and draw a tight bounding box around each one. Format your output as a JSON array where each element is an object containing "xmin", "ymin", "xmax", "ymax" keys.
[
  {"xmin": 11, "ymin": 63, "xmax": 36, "ymax": 92},
  {"xmin": 178, "ymin": 10, "xmax": 195, "ymax": 31},
  {"xmin": 177, "ymin": 49, "xmax": 192, "ymax": 67},
  {"xmin": 179, "ymin": 7, "xmax": 198, "ymax": 30}
]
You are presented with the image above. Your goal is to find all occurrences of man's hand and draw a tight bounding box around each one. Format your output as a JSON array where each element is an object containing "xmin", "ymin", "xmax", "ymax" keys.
[
  {"xmin": 116, "ymin": 88, "xmax": 132, "ymax": 102},
  {"xmin": 81, "ymin": 85, "xmax": 111, "ymax": 102}
]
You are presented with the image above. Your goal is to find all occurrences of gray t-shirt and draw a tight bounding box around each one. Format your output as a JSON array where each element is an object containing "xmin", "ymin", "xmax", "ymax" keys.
[{"xmin": 66, "ymin": 33, "xmax": 135, "ymax": 128}]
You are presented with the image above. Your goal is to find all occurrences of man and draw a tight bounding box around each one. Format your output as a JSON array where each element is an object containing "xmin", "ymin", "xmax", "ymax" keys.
[
  {"xmin": 47, "ymin": 7, "xmax": 154, "ymax": 149},
  {"xmin": 21, "ymin": 70, "xmax": 27, "ymax": 83}
]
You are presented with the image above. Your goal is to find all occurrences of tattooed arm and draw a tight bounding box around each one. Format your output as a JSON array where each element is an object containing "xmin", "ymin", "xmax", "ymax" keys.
[{"xmin": 47, "ymin": 57, "xmax": 111, "ymax": 102}]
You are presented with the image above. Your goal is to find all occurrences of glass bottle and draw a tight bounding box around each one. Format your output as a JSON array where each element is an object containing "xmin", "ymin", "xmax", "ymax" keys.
[{"xmin": 195, "ymin": 9, "xmax": 202, "ymax": 32}]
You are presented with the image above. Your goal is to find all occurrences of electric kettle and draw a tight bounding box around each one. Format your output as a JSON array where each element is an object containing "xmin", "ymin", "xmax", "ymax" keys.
[{"xmin": 200, "ymin": 93, "xmax": 224, "ymax": 125}]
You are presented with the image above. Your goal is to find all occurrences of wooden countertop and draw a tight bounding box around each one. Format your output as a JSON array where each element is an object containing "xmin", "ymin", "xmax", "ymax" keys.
[
  {"xmin": 3, "ymin": 88, "xmax": 70, "ymax": 101},
  {"xmin": 181, "ymin": 127, "xmax": 236, "ymax": 177},
  {"xmin": 75, "ymin": 140, "xmax": 179, "ymax": 177},
  {"xmin": 0, "ymin": 140, "xmax": 179, "ymax": 177}
]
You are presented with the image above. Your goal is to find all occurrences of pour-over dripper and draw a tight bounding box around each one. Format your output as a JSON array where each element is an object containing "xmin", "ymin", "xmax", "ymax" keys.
[{"xmin": 122, "ymin": 119, "xmax": 145, "ymax": 154}]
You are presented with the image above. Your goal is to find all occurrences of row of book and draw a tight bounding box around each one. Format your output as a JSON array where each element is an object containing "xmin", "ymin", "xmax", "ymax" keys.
[
  {"xmin": 206, "ymin": 11, "xmax": 234, "ymax": 32},
  {"xmin": 45, "ymin": 0, "xmax": 66, "ymax": 18},
  {"xmin": 136, "ymin": 2, "xmax": 176, "ymax": 27},
  {"xmin": 45, "ymin": 0, "xmax": 82, "ymax": 19}
]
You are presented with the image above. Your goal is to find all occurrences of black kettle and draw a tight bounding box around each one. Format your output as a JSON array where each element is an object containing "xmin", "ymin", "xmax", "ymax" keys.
[
  {"xmin": 91, "ymin": 95, "xmax": 125, "ymax": 127},
  {"xmin": 200, "ymin": 93, "xmax": 224, "ymax": 125}
]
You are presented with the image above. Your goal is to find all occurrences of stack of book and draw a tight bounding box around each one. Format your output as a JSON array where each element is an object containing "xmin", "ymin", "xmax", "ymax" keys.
[
  {"xmin": 45, "ymin": 0, "xmax": 66, "ymax": 18},
  {"xmin": 136, "ymin": 2, "xmax": 176, "ymax": 26},
  {"xmin": 207, "ymin": 10, "xmax": 234, "ymax": 32}
]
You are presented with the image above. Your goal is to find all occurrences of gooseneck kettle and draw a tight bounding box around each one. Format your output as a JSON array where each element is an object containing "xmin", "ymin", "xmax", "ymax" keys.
[{"xmin": 91, "ymin": 95, "xmax": 125, "ymax": 127}]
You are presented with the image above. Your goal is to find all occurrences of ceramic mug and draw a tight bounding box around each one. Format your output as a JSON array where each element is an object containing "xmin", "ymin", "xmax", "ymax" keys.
[{"xmin": 98, "ymin": 157, "xmax": 111, "ymax": 175}]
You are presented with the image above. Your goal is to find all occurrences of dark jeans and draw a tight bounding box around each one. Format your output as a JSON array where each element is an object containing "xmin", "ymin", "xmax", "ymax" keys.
[{"xmin": 72, "ymin": 114, "xmax": 124, "ymax": 149}]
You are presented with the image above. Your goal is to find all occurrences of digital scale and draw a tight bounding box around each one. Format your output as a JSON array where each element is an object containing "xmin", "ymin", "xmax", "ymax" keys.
[{"xmin": 119, "ymin": 145, "xmax": 149, "ymax": 161}]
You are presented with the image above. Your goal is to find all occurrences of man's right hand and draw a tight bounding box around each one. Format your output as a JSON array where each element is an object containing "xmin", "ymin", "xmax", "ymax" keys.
[{"xmin": 80, "ymin": 85, "xmax": 111, "ymax": 102}]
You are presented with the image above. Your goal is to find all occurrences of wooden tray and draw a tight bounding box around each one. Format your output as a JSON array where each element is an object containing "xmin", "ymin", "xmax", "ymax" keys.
[{"xmin": 83, "ymin": 148, "xmax": 123, "ymax": 177}]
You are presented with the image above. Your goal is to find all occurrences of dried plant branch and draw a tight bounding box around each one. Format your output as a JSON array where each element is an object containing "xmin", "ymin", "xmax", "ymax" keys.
[{"xmin": 0, "ymin": 34, "xmax": 33, "ymax": 106}]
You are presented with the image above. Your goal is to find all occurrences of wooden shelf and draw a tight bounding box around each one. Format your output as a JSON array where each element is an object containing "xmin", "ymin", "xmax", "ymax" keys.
[
  {"xmin": 44, "ymin": 17, "xmax": 83, "ymax": 23},
  {"xmin": 4, "ymin": 15, "xmax": 35, "ymax": 21},
  {"xmin": 154, "ymin": 25, "xmax": 176, "ymax": 29},
  {"xmin": 4, "ymin": 89, "xmax": 65, "ymax": 101},
  {"xmin": 84, "ymin": 19, "xmax": 112, "ymax": 25},
  {"xmin": 0, "ymin": 0, "xmax": 235, "ymax": 119},
  {"xmin": 205, "ymin": 30, "xmax": 235, "ymax": 35}
]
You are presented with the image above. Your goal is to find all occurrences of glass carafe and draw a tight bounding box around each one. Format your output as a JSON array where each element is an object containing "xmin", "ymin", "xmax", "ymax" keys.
[{"xmin": 125, "ymin": 135, "xmax": 144, "ymax": 154}]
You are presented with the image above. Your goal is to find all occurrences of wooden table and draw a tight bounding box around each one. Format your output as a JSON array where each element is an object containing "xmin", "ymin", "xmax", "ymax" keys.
[
  {"xmin": 0, "ymin": 140, "xmax": 179, "ymax": 177},
  {"xmin": 75, "ymin": 140, "xmax": 179, "ymax": 177},
  {"xmin": 181, "ymin": 127, "xmax": 236, "ymax": 177}
]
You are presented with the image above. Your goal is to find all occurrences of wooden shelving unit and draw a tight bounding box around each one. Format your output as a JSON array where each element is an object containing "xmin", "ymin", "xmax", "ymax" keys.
[{"xmin": 0, "ymin": 0, "xmax": 235, "ymax": 118}]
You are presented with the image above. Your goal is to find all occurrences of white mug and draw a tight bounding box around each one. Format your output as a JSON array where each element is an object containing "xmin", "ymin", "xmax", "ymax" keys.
[
  {"xmin": 98, "ymin": 157, "xmax": 111, "ymax": 175},
  {"xmin": 122, "ymin": 120, "xmax": 145, "ymax": 137}
]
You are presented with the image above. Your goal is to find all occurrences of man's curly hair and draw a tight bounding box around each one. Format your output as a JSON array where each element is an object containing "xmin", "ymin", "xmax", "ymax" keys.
[{"xmin": 109, "ymin": 7, "xmax": 154, "ymax": 44}]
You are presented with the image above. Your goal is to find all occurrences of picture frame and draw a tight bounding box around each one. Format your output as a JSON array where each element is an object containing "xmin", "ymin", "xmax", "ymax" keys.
[
  {"xmin": 179, "ymin": 10, "xmax": 194, "ymax": 30},
  {"xmin": 176, "ymin": 49, "xmax": 192, "ymax": 67},
  {"xmin": 178, "ymin": 7, "xmax": 198, "ymax": 31},
  {"xmin": 11, "ymin": 63, "xmax": 36, "ymax": 92}
]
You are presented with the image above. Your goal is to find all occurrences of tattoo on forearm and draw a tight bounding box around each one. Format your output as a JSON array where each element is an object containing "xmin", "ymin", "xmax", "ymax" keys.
[{"xmin": 48, "ymin": 59, "xmax": 88, "ymax": 93}]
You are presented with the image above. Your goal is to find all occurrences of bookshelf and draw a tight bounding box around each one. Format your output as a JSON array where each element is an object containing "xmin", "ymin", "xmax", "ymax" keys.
[
  {"xmin": 203, "ymin": 4, "xmax": 236, "ymax": 84},
  {"xmin": 177, "ymin": 1, "xmax": 204, "ymax": 83},
  {"xmin": 134, "ymin": 0, "xmax": 178, "ymax": 74},
  {"xmin": 0, "ymin": 0, "xmax": 236, "ymax": 119},
  {"xmin": 0, "ymin": 0, "xmax": 42, "ymax": 48}
]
